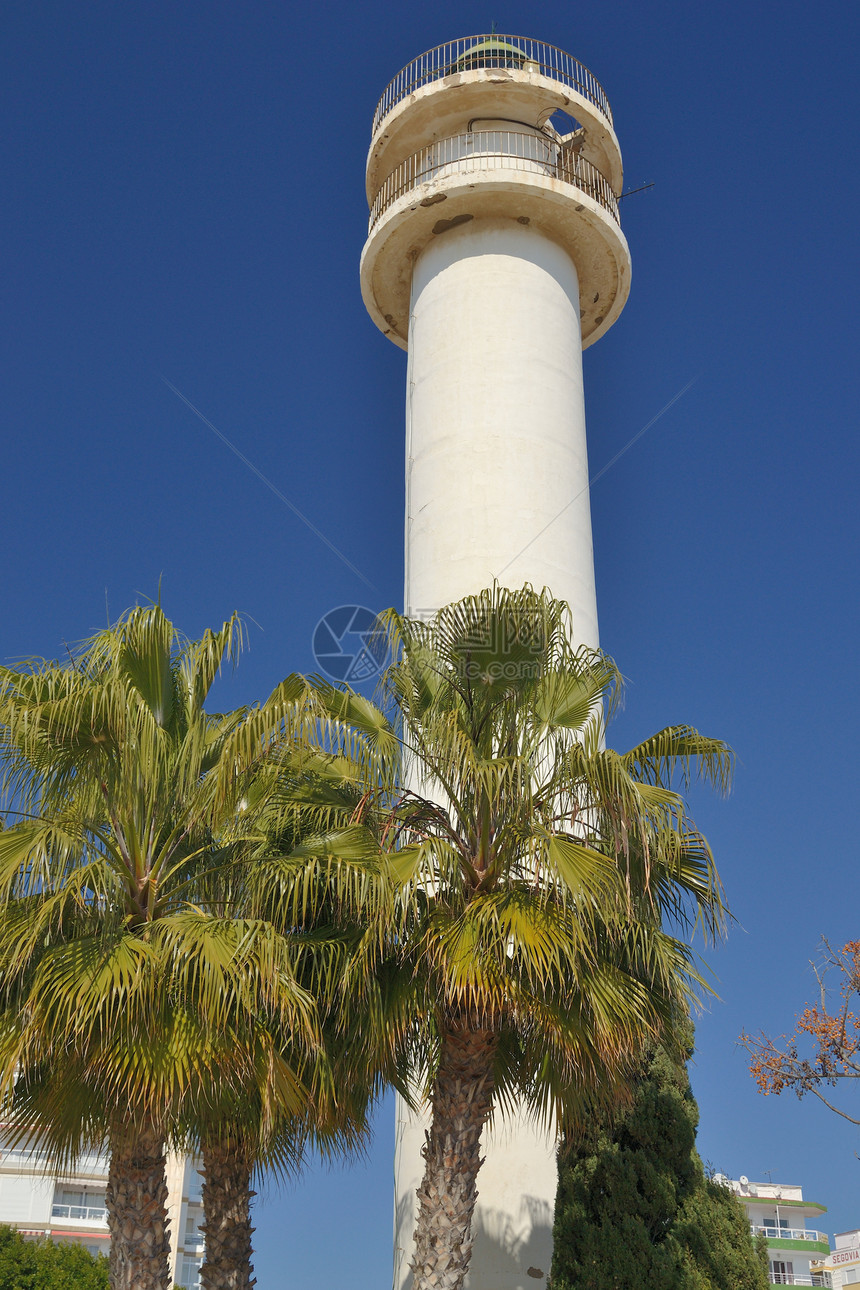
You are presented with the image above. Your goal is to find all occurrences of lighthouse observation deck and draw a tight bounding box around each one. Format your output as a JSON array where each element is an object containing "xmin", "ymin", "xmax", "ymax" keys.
[
  {"xmin": 371, "ymin": 35, "xmax": 613, "ymax": 136},
  {"xmin": 360, "ymin": 35, "xmax": 631, "ymax": 351},
  {"xmin": 368, "ymin": 130, "xmax": 620, "ymax": 232}
]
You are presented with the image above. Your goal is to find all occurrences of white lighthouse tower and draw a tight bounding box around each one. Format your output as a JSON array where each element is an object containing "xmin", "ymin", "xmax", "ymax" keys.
[{"xmin": 360, "ymin": 35, "xmax": 631, "ymax": 1289}]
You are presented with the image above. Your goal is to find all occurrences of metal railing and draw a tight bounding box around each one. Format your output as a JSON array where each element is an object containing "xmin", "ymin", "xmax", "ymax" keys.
[
  {"xmin": 754, "ymin": 1225, "xmax": 829, "ymax": 1243},
  {"xmin": 51, "ymin": 1203, "xmax": 108, "ymax": 1223},
  {"xmin": 770, "ymin": 1276, "xmax": 830, "ymax": 1286},
  {"xmin": 369, "ymin": 129, "xmax": 619, "ymax": 232},
  {"xmin": 372, "ymin": 35, "xmax": 613, "ymax": 135}
]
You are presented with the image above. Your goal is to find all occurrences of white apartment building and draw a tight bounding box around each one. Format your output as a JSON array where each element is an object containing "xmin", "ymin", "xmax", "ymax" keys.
[
  {"xmin": 720, "ymin": 1175, "xmax": 831, "ymax": 1286},
  {"xmin": 0, "ymin": 1131, "xmax": 205, "ymax": 1287},
  {"xmin": 814, "ymin": 1230, "xmax": 860, "ymax": 1290}
]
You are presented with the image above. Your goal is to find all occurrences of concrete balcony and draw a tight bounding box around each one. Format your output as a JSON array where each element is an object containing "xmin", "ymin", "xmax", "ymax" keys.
[
  {"xmin": 50, "ymin": 1203, "xmax": 108, "ymax": 1225},
  {"xmin": 365, "ymin": 34, "xmax": 624, "ymax": 207},
  {"xmin": 361, "ymin": 124, "xmax": 630, "ymax": 350},
  {"xmin": 368, "ymin": 129, "xmax": 619, "ymax": 233},
  {"xmin": 769, "ymin": 1277, "xmax": 830, "ymax": 1286},
  {"xmin": 755, "ymin": 1226, "xmax": 829, "ymax": 1244},
  {"xmin": 371, "ymin": 35, "xmax": 614, "ymax": 136}
]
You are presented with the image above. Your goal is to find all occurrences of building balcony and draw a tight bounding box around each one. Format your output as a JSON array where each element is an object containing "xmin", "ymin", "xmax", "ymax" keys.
[
  {"xmin": 769, "ymin": 1277, "xmax": 830, "ymax": 1286},
  {"xmin": 50, "ymin": 1203, "xmax": 108, "ymax": 1225},
  {"xmin": 371, "ymin": 35, "xmax": 613, "ymax": 136},
  {"xmin": 368, "ymin": 129, "xmax": 619, "ymax": 234},
  {"xmin": 0, "ymin": 1145, "xmax": 107, "ymax": 1176},
  {"xmin": 361, "ymin": 125, "xmax": 630, "ymax": 349},
  {"xmin": 365, "ymin": 33, "xmax": 624, "ymax": 208},
  {"xmin": 754, "ymin": 1226, "xmax": 829, "ymax": 1245},
  {"xmin": 755, "ymin": 1227, "xmax": 829, "ymax": 1244}
]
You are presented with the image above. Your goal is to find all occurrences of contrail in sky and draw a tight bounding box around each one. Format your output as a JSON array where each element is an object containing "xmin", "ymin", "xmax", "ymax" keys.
[
  {"xmin": 162, "ymin": 378, "xmax": 377, "ymax": 592},
  {"xmin": 496, "ymin": 374, "xmax": 702, "ymax": 578}
]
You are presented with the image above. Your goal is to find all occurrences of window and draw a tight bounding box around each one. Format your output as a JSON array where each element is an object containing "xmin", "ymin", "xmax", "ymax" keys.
[
  {"xmin": 178, "ymin": 1256, "xmax": 203, "ymax": 1289},
  {"xmin": 183, "ymin": 1220, "xmax": 204, "ymax": 1249},
  {"xmin": 51, "ymin": 1187, "xmax": 108, "ymax": 1223},
  {"xmin": 456, "ymin": 47, "xmax": 525, "ymax": 71},
  {"xmin": 761, "ymin": 1217, "xmax": 792, "ymax": 1238}
]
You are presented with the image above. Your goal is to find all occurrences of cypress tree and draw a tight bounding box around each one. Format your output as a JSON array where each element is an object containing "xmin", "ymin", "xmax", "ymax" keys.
[{"xmin": 550, "ymin": 1040, "xmax": 768, "ymax": 1290}]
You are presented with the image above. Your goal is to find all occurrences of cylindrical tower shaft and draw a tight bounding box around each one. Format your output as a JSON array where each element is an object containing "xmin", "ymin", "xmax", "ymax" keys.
[{"xmin": 406, "ymin": 218, "xmax": 598, "ymax": 646}]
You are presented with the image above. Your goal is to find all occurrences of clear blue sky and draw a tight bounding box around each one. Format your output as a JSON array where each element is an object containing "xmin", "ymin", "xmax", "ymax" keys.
[{"xmin": 3, "ymin": 0, "xmax": 859, "ymax": 1282}]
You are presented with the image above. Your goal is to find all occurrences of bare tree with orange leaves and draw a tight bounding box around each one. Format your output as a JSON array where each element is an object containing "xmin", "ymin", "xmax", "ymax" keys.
[{"xmin": 741, "ymin": 940, "xmax": 860, "ymax": 1126}]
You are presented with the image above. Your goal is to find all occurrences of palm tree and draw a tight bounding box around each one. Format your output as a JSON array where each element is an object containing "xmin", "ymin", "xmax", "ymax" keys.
[
  {"xmin": 0, "ymin": 605, "xmax": 319, "ymax": 1290},
  {"xmin": 291, "ymin": 586, "xmax": 733, "ymax": 1290},
  {"xmin": 181, "ymin": 897, "xmax": 389, "ymax": 1290},
  {"xmin": 181, "ymin": 740, "xmax": 409, "ymax": 1290},
  {"xmin": 187, "ymin": 998, "xmax": 385, "ymax": 1290}
]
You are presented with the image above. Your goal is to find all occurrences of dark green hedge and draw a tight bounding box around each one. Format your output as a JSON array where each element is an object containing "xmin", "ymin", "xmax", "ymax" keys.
[{"xmin": 0, "ymin": 1224, "xmax": 109, "ymax": 1290}]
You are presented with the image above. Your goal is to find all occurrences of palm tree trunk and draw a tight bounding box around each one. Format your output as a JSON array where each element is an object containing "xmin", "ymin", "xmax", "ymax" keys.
[
  {"xmin": 200, "ymin": 1135, "xmax": 256, "ymax": 1290},
  {"xmin": 105, "ymin": 1124, "xmax": 171, "ymax": 1290},
  {"xmin": 410, "ymin": 1019, "xmax": 498, "ymax": 1290}
]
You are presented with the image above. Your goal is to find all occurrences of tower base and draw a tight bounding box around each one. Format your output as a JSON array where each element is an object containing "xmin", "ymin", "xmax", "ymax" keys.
[{"xmin": 394, "ymin": 1095, "xmax": 557, "ymax": 1290}]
